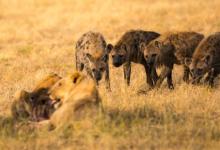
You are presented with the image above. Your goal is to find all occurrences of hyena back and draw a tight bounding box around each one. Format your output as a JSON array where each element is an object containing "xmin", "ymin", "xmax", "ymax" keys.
[
  {"xmin": 143, "ymin": 32, "xmax": 204, "ymax": 89},
  {"xmin": 75, "ymin": 31, "xmax": 111, "ymax": 90},
  {"xmin": 107, "ymin": 30, "xmax": 160, "ymax": 87}
]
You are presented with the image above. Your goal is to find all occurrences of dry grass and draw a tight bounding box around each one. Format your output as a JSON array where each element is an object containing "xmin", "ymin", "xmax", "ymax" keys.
[{"xmin": 1, "ymin": 0, "xmax": 220, "ymax": 149}]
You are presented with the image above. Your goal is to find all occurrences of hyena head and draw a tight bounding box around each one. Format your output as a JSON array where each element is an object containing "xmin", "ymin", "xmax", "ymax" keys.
[
  {"xmin": 143, "ymin": 40, "xmax": 175, "ymax": 65},
  {"xmin": 30, "ymin": 92, "xmax": 56, "ymax": 121},
  {"xmin": 190, "ymin": 53, "xmax": 214, "ymax": 84},
  {"xmin": 106, "ymin": 44, "xmax": 127, "ymax": 67},
  {"xmin": 86, "ymin": 52, "xmax": 109, "ymax": 82},
  {"xmin": 15, "ymin": 89, "xmax": 56, "ymax": 121}
]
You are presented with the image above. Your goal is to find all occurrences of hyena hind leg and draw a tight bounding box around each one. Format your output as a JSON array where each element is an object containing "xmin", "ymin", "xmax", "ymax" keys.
[
  {"xmin": 156, "ymin": 65, "xmax": 173, "ymax": 89},
  {"xmin": 207, "ymin": 69, "xmax": 218, "ymax": 87},
  {"xmin": 183, "ymin": 65, "xmax": 190, "ymax": 83},
  {"xmin": 123, "ymin": 63, "xmax": 131, "ymax": 86},
  {"xmin": 151, "ymin": 67, "xmax": 159, "ymax": 86},
  {"xmin": 105, "ymin": 65, "xmax": 111, "ymax": 91},
  {"xmin": 144, "ymin": 65, "xmax": 154, "ymax": 87},
  {"xmin": 166, "ymin": 69, "xmax": 174, "ymax": 89}
]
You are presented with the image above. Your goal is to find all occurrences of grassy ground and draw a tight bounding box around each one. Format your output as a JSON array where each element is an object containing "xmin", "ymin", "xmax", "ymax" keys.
[{"xmin": 1, "ymin": 0, "xmax": 220, "ymax": 149}]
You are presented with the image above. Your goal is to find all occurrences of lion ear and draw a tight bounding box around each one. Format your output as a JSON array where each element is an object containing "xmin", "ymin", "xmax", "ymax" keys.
[
  {"xmin": 70, "ymin": 72, "xmax": 84, "ymax": 84},
  {"xmin": 73, "ymin": 77, "xmax": 78, "ymax": 83},
  {"xmin": 71, "ymin": 72, "xmax": 80, "ymax": 83}
]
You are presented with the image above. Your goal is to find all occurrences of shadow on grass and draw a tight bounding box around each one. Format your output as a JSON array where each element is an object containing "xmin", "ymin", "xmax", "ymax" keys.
[
  {"xmin": 105, "ymin": 104, "xmax": 186, "ymax": 126},
  {"xmin": 0, "ymin": 116, "xmax": 38, "ymax": 140},
  {"xmin": 0, "ymin": 105, "xmax": 185, "ymax": 135},
  {"xmin": 1, "ymin": 105, "xmax": 220, "ymax": 144}
]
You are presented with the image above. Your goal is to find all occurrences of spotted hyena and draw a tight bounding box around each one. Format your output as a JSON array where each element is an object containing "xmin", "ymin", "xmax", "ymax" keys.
[
  {"xmin": 75, "ymin": 31, "xmax": 111, "ymax": 90},
  {"xmin": 107, "ymin": 30, "xmax": 160, "ymax": 87},
  {"xmin": 142, "ymin": 32, "xmax": 204, "ymax": 89},
  {"xmin": 190, "ymin": 32, "xmax": 220, "ymax": 87},
  {"xmin": 11, "ymin": 73, "xmax": 61, "ymax": 121}
]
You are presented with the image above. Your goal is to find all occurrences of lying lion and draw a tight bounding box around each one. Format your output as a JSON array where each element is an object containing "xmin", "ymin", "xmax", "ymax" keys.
[{"xmin": 41, "ymin": 71, "xmax": 102, "ymax": 130}]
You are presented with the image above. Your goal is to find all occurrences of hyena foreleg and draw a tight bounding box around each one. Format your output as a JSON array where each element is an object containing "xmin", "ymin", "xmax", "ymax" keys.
[
  {"xmin": 123, "ymin": 62, "xmax": 131, "ymax": 86},
  {"xmin": 105, "ymin": 64, "xmax": 111, "ymax": 91},
  {"xmin": 156, "ymin": 65, "xmax": 173, "ymax": 89},
  {"xmin": 183, "ymin": 65, "xmax": 190, "ymax": 83},
  {"xmin": 166, "ymin": 68, "xmax": 174, "ymax": 89},
  {"xmin": 144, "ymin": 64, "xmax": 154, "ymax": 87},
  {"xmin": 207, "ymin": 68, "xmax": 218, "ymax": 87},
  {"xmin": 150, "ymin": 66, "xmax": 159, "ymax": 85}
]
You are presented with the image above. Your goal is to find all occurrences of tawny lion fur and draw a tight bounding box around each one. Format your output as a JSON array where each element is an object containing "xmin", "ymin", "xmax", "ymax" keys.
[{"xmin": 45, "ymin": 71, "xmax": 102, "ymax": 129}]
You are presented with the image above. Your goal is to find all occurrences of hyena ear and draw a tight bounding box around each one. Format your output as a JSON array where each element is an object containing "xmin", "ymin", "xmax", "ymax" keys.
[
  {"xmin": 139, "ymin": 42, "xmax": 145, "ymax": 51},
  {"xmin": 22, "ymin": 91, "xmax": 32, "ymax": 104},
  {"xmin": 121, "ymin": 44, "xmax": 127, "ymax": 51},
  {"xmin": 154, "ymin": 41, "xmax": 162, "ymax": 48},
  {"xmin": 106, "ymin": 44, "xmax": 113, "ymax": 53},
  {"xmin": 204, "ymin": 55, "xmax": 212, "ymax": 65}
]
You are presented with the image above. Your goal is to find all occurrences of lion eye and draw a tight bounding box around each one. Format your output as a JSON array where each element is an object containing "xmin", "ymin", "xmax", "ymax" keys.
[{"xmin": 58, "ymin": 83, "xmax": 62, "ymax": 86}]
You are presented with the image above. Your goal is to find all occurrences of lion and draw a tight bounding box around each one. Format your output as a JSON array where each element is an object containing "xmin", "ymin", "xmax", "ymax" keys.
[{"xmin": 46, "ymin": 71, "xmax": 102, "ymax": 129}]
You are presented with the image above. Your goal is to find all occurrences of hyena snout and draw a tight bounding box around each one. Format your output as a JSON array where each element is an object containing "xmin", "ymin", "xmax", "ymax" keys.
[
  {"xmin": 112, "ymin": 55, "xmax": 125, "ymax": 67},
  {"xmin": 92, "ymin": 69, "xmax": 102, "ymax": 81},
  {"xmin": 191, "ymin": 68, "xmax": 204, "ymax": 84},
  {"xmin": 145, "ymin": 54, "xmax": 157, "ymax": 65},
  {"xmin": 192, "ymin": 68, "xmax": 204, "ymax": 77}
]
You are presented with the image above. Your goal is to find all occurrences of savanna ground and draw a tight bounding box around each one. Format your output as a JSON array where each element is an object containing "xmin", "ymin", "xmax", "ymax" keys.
[{"xmin": 1, "ymin": 0, "xmax": 220, "ymax": 149}]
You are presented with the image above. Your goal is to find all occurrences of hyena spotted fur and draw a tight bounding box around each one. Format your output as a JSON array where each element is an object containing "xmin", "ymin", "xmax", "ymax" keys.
[
  {"xmin": 142, "ymin": 32, "xmax": 204, "ymax": 89},
  {"xmin": 190, "ymin": 32, "xmax": 220, "ymax": 87},
  {"xmin": 11, "ymin": 73, "xmax": 61, "ymax": 121},
  {"xmin": 107, "ymin": 30, "xmax": 160, "ymax": 87},
  {"xmin": 75, "ymin": 31, "xmax": 111, "ymax": 90}
]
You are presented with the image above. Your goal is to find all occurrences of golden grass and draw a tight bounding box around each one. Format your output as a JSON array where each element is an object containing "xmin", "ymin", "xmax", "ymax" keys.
[{"xmin": 1, "ymin": 0, "xmax": 220, "ymax": 149}]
